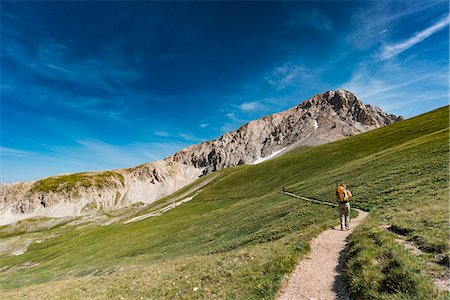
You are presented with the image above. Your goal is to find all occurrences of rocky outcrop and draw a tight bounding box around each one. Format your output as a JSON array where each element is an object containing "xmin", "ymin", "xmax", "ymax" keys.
[{"xmin": 0, "ymin": 90, "xmax": 402, "ymax": 225}]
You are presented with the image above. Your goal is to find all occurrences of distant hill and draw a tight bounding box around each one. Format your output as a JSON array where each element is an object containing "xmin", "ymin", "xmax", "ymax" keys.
[{"xmin": 0, "ymin": 90, "xmax": 402, "ymax": 225}]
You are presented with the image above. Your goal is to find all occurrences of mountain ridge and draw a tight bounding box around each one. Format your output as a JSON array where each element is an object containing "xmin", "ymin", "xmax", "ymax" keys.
[{"xmin": 0, "ymin": 90, "xmax": 402, "ymax": 224}]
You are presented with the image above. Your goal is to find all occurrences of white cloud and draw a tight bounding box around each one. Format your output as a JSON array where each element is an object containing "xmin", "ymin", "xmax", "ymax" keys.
[
  {"xmin": 239, "ymin": 101, "xmax": 264, "ymax": 112},
  {"xmin": 154, "ymin": 130, "xmax": 171, "ymax": 137},
  {"xmin": 179, "ymin": 133, "xmax": 203, "ymax": 142},
  {"xmin": 219, "ymin": 112, "xmax": 248, "ymax": 133},
  {"xmin": 64, "ymin": 139, "xmax": 189, "ymax": 168},
  {"xmin": 76, "ymin": 140, "xmax": 143, "ymax": 167},
  {"xmin": 380, "ymin": 94, "xmax": 448, "ymax": 111},
  {"xmin": 0, "ymin": 146, "xmax": 36, "ymax": 158},
  {"xmin": 3, "ymin": 38, "xmax": 141, "ymax": 96},
  {"xmin": 220, "ymin": 123, "xmax": 238, "ymax": 133},
  {"xmin": 265, "ymin": 63, "xmax": 311, "ymax": 89},
  {"xmin": 199, "ymin": 123, "xmax": 208, "ymax": 128},
  {"xmin": 225, "ymin": 112, "xmax": 240, "ymax": 122},
  {"xmin": 347, "ymin": 1, "xmax": 446, "ymax": 50},
  {"xmin": 379, "ymin": 14, "xmax": 449, "ymax": 60},
  {"xmin": 339, "ymin": 58, "xmax": 448, "ymax": 116}
]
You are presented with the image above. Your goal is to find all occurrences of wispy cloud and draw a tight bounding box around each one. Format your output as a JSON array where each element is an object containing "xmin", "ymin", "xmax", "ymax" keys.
[
  {"xmin": 220, "ymin": 123, "xmax": 238, "ymax": 133},
  {"xmin": 3, "ymin": 38, "xmax": 141, "ymax": 96},
  {"xmin": 76, "ymin": 140, "xmax": 144, "ymax": 167},
  {"xmin": 225, "ymin": 112, "xmax": 241, "ymax": 123},
  {"xmin": 219, "ymin": 112, "xmax": 248, "ymax": 133},
  {"xmin": 199, "ymin": 123, "xmax": 209, "ymax": 128},
  {"xmin": 287, "ymin": 8, "xmax": 333, "ymax": 32},
  {"xmin": 347, "ymin": 1, "xmax": 446, "ymax": 50},
  {"xmin": 0, "ymin": 146, "xmax": 37, "ymax": 158},
  {"xmin": 380, "ymin": 94, "xmax": 448, "ymax": 111},
  {"xmin": 179, "ymin": 133, "xmax": 204, "ymax": 142},
  {"xmin": 378, "ymin": 14, "xmax": 449, "ymax": 60},
  {"xmin": 239, "ymin": 101, "xmax": 265, "ymax": 112},
  {"xmin": 2, "ymin": 40, "xmax": 145, "ymax": 125},
  {"xmin": 154, "ymin": 130, "xmax": 171, "ymax": 137},
  {"xmin": 265, "ymin": 63, "xmax": 312, "ymax": 90},
  {"xmin": 340, "ymin": 57, "xmax": 448, "ymax": 116},
  {"xmin": 344, "ymin": 65, "xmax": 435, "ymax": 99},
  {"xmin": 53, "ymin": 139, "xmax": 189, "ymax": 169}
]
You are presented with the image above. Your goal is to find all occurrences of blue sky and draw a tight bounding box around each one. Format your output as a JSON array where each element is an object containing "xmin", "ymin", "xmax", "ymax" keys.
[{"xmin": 1, "ymin": 1, "xmax": 448, "ymax": 183}]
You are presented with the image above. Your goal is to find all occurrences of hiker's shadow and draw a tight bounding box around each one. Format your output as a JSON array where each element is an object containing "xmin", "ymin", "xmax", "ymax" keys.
[{"xmin": 332, "ymin": 235, "xmax": 354, "ymax": 300}]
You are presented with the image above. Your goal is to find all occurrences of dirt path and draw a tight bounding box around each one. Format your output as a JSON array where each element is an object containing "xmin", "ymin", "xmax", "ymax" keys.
[{"xmin": 278, "ymin": 194, "xmax": 368, "ymax": 300}]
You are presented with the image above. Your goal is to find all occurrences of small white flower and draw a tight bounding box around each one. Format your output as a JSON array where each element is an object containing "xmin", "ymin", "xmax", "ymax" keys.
[{"xmin": 193, "ymin": 287, "xmax": 199, "ymax": 292}]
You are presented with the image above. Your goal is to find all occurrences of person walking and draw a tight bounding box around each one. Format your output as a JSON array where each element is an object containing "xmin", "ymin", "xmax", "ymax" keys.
[{"xmin": 336, "ymin": 182, "xmax": 352, "ymax": 230}]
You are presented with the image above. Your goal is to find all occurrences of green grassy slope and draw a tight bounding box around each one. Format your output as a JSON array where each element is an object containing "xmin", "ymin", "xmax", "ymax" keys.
[
  {"xmin": 30, "ymin": 171, "xmax": 125, "ymax": 193},
  {"xmin": 285, "ymin": 107, "xmax": 449, "ymax": 299},
  {"xmin": 0, "ymin": 107, "xmax": 448, "ymax": 299}
]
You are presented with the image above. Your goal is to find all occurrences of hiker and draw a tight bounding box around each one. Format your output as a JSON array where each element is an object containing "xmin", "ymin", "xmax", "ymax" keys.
[{"xmin": 336, "ymin": 182, "xmax": 352, "ymax": 230}]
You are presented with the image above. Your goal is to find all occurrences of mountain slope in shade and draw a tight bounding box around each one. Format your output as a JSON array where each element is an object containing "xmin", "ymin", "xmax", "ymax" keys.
[{"xmin": 0, "ymin": 90, "xmax": 402, "ymax": 224}]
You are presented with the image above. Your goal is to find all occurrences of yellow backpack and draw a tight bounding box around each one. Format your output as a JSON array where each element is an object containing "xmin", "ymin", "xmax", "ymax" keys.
[{"xmin": 337, "ymin": 186, "xmax": 351, "ymax": 202}]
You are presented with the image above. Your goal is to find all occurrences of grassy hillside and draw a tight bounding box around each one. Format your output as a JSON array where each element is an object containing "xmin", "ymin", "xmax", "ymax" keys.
[{"xmin": 0, "ymin": 106, "xmax": 448, "ymax": 299}]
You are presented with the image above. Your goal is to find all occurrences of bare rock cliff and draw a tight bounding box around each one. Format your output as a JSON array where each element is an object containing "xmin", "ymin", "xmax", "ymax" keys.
[
  {"xmin": 0, "ymin": 90, "xmax": 402, "ymax": 225},
  {"xmin": 170, "ymin": 89, "xmax": 402, "ymax": 173}
]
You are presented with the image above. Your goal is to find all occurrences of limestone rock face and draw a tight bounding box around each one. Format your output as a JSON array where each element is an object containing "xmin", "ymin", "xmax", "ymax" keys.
[
  {"xmin": 170, "ymin": 89, "xmax": 402, "ymax": 174},
  {"xmin": 0, "ymin": 90, "xmax": 402, "ymax": 225}
]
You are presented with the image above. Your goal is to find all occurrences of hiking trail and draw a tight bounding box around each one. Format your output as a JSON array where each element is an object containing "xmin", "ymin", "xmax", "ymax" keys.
[{"xmin": 278, "ymin": 192, "xmax": 368, "ymax": 300}]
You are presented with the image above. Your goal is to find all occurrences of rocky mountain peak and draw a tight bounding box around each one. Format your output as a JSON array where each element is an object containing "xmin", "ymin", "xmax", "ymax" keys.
[
  {"xmin": 298, "ymin": 90, "xmax": 402, "ymax": 126},
  {"xmin": 298, "ymin": 90, "xmax": 364, "ymax": 112},
  {"xmin": 298, "ymin": 89, "xmax": 355, "ymax": 109},
  {"xmin": 169, "ymin": 90, "xmax": 402, "ymax": 175}
]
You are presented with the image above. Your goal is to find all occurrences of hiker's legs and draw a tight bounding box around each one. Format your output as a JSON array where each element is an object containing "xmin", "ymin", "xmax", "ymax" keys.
[
  {"xmin": 338, "ymin": 204, "xmax": 345, "ymax": 230},
  {"xmin": 345, "ymin": 203, "xmax": 351, "ymax": 229}
]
